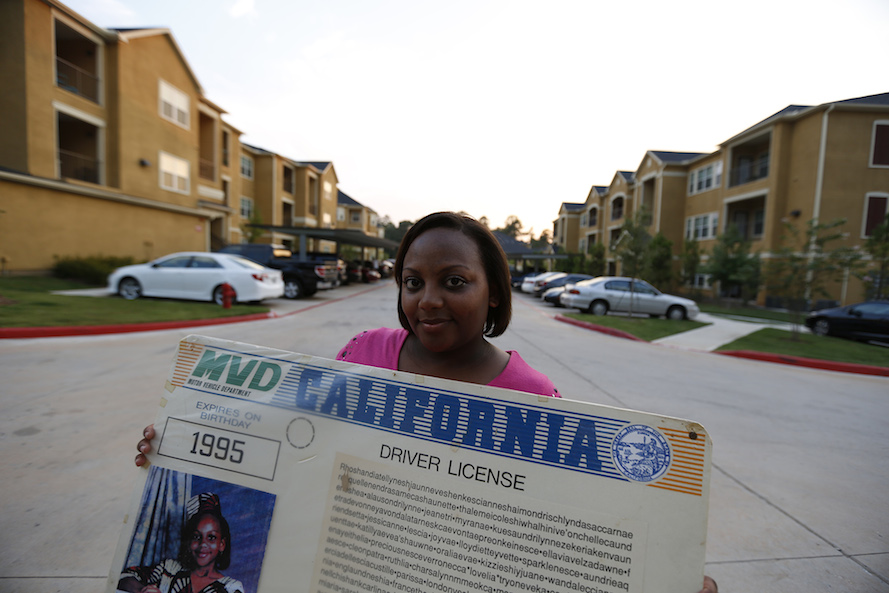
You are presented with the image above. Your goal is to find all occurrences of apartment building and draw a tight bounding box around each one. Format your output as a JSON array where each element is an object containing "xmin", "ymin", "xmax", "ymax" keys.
[
  {"xmin": 0, "ymin": 0, "xmax": 250, "ymax": 271},
  {"xmin": 556, "ymin": 92, "xmax": 889, "ymax": 305},
  {"xmin": 0, "ymin": 0, "xmax": 393, "ymax": 273}
]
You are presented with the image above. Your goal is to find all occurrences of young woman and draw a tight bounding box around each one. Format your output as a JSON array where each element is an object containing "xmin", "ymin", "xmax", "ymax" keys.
[
  {"xmin": 118, "ymin": 492, "xmax": 244, "ymax": 593},
  {"xmin": 335, "ymin": 211, "xmax": 560, "ymax": 396},
  {"xmin": 134, "ymin": 212, "xmax": 716, "ymax": 593}
]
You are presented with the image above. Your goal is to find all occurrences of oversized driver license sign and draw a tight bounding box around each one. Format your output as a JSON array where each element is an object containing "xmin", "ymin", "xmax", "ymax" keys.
[{"xmin": 108, "ymin": 335, "xmax": 711, "ymax": 593}]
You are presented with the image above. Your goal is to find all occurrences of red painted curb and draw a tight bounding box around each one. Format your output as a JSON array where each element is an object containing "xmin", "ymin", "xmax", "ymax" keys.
[
  {"xmin": 554, "ymin": 314, "xmax": 646, "ymax": 342},
  {"xmin": 0, "ymin": 311, "xmax": 276, "ymax": 339},
  {"xmin": 554, "ymin": 314, "xmax": 888, "ymax": 378},
  {"xmin": 715, "ymin": 350, "xmax": 889, "ymax": 377}
]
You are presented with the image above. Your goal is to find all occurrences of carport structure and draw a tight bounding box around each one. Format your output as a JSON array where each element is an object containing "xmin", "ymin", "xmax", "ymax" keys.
[{"xmin": 249, "ymin": 225, "xmax": 401, "ymax": 261}]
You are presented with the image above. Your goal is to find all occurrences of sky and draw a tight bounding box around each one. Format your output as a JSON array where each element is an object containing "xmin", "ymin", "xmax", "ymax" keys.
[{"xmin": 63, "ymin": 0, "xmax": 888, "ymax": 240}]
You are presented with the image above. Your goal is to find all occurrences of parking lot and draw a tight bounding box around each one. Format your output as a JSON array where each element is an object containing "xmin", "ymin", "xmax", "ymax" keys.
[{"xmin": 1, "ymin": 281, "xmax": 887, "ymax": 592}]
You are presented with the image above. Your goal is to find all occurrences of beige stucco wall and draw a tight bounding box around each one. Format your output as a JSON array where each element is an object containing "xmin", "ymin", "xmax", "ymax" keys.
[{"xmin": 0, "ymin": 178, "xmax": 208, "ymax": 271}]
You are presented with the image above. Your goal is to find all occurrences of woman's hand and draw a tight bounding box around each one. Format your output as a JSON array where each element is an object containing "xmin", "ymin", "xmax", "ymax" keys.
[
  {"xmin": 698, "ymin": 576, "xmax": 718, "ymax": 593},
  {"xmin": 134, "ymin": 424, "xmax": 155, "ymax": 467}
]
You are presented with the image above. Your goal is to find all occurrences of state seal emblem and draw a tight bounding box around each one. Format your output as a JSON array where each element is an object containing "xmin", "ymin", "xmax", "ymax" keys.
[{"xmin": 611, "ymin": 424, "xmax": 671, "ymax": 482}]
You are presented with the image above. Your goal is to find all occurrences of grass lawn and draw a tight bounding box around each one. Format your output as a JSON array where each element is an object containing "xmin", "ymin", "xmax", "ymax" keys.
[
  {"xmin": 716, "ymin": 328, "xmax": 889, "ymax": 368},
  {"xmin": 0, "ymin": 276, "xmax": 269, "ymax": 327},
  {"xmin": 563, "ymin": 312, "xmax": 709, "ymax": 342},
  {"xmin": 699, "ymin": 304, "xmax": 801, "ymax": 324}
]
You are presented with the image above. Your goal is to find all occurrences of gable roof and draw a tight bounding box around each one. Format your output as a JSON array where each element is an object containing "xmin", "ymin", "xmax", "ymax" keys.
[
  {"xmin": 649, "ymin": 150, "xmax": 708, "ymax": 164},
  {"xmin": 298, "ymin": 161, "xmax": 333, "ymax": 172},
  {"xmin": 337, "ymin": 190, "xmax": 362, "ymax": 207},
  {"xmin": 722, "ymin": 91, "xmax": 889, "ymax": 146},
  {"xmin": 560, "ymin": 202, "xmax": 586, "ymax": 213},
  {"xmin": 835, "ymin": 92, "xmax": 889, "ymax": 106}
]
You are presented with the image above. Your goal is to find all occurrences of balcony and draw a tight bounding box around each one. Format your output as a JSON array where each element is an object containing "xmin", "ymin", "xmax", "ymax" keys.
[
  {"xmin": 729, "ymin": 134, "xmax": 770, "ymax": 188},
  {"xmin": 729, "ymin": 155, "xmax": 769, "ymax": 186},
  {"xmin": 57, "ymin": 112, "xmax": 100, "ymax": 184},
  {"xmin": 55, "ymin": 20, "xmax": 99, "ymax": 104},
  {"xmin": 59, "ymin": 149, "xmax": 99, "ymax": 183},
  {"xmin": 56, "ymin": 57, "xmax": 98, "ymax": 102},
  {"xmin": 199, "ymin": 158, "xmax": 215, "ymax": 181}
]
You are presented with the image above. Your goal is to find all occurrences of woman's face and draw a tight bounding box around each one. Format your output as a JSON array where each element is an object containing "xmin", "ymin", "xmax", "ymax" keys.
[
  {"xmin": 401, "ymin": 227, "xmax": 498, "ymax": 353},
  {"xmin": 189, "ymin": 514, "xmax": 225, "ymax": 569}
]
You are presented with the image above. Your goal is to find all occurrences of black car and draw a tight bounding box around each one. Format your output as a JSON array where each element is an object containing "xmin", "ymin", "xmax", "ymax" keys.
[{"xmin": 805, "ymin": 301, "xmax": 889, "ymax": 341}]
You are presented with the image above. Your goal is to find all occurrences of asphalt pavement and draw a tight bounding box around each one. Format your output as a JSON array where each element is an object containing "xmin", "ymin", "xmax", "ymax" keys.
[{"xmin": 1, "ymin": 281, "xmax": 887, "ymax": 593}]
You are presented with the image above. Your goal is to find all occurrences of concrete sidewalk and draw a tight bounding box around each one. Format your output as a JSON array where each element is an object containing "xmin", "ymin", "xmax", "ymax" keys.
[{"xmin": 652, "ymin": 312, "xmax": 797, "ymax": 351}]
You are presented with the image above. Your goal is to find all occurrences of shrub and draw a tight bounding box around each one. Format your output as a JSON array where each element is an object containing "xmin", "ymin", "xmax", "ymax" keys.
[{"xmin": 53, "ymin": 255, "xmax": 135, "ymax": 286}]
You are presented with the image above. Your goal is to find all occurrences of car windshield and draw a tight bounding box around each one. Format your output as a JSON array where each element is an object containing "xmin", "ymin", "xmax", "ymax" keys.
[{"xmin": 224, "ymin": 255, "xmax": 266, "ymax": 270}]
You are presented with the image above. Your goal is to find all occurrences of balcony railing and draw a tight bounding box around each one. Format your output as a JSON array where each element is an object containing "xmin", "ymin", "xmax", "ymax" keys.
[
  {"xmin": 56, "ymin": 57, "xmax": 98, "ymax": 103},
  {"xmin": 58, "ymin": 149, "xmax": 99, "ymax": 183},
  {"xmin": 729, "ymin": 156, "xmax": 769, "ymax": 187},
  {"xmin": 199, "ymin": 158, "xmax": 215, "ymax": 180}
]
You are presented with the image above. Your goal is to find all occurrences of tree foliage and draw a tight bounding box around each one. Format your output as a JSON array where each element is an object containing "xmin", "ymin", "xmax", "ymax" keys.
[
  {"xmin": 241, "ymin": 209, "xmax": 264, "ymax": 243},
  {"xmin": 586, "ymin": 242, "xmax": 606, "ymax": 277},
  {"xmin": 704, "ymin": 224, "xmax": 760, "ymax": 302},
  {"xmin": 644, "ymin": 232, "xmax": 674, "ymax": 290},
  {"xmin": 383, "ymin": 219, "xmax": 413, "ymax": 244},
  {"xmin": 764, "ymin": 217, "xmax": 865, "ymax": 336},
  {"xmin": 863, "ymin": 216, "xmax": 889, "ymax": 299},
  {"xmin": 495, "ymin": 215, "xmax": 524, "ymax": 239},
  {"xmin": 680, "ymin": 239, "xmax": 702, "ymax": 287},
  {"xmin": 613, "ymin": 209, "xmax": 652, "ymax": 280}
]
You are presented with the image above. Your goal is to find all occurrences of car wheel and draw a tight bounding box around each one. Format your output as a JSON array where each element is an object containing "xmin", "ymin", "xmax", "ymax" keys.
[
  {"xmin": 667, "ymin": 305, "xmax": 686, "ymax": 320},
  {"xmin": 283, "ymin": 279, "xmax": 304, "ymax": 299},
  {"xmin": 812, "ymin": 318, "xmax": 830, "ymax": 336},
  {"xmin": 118, "ymin": 277, "xmax": 142, "ymax": 300},
  {"xmin": 589, "ymin": 300, "xmax": 609, "ymax": 316},
  {"xmin": 213, "ymin": 285, "xmax": 236, "ymax": 306}
]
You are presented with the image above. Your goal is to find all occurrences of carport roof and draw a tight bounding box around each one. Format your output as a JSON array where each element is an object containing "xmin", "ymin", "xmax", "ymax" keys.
[{"xmin": 252, "ymin": 225, "xmax": 400, "ymax": 251}]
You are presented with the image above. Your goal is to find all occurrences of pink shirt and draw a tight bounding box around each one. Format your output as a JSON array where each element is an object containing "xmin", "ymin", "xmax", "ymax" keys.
[{"xmin": 337, "ymin": 327, "xmax": 560, "ymax": 398}]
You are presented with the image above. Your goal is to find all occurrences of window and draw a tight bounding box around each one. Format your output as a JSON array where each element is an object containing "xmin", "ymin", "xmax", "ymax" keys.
[
  {"xmin": 685, "ymin": 213, "xmax": 719, "ymax": 240},
  {"xmin": 324, "ymin": 181, "xmax": 333, "ymax": 200},
  {"xmin": 580, "ymin": 213, "xmax": 587, "ymax": 227},
  {"xmin": 589, "ymin": 208, "xmax": 598, "ymax": 227},
  {"xmin": 240, "ymin": 155, "xmax": 254, "ymax": 179},
  {"xmin": 863, "ymin": 193, "xmax": 889, "ymax": 236},
  {"xmin": 688, "ymin": 162, "xmax": 722, "ymax": 195},
  {"xmin": 159, "ymin": 152, "xmax": 189, "ymax": 194},
  {"xmin": 871, "ymin": 122, "xmax": 889, "ymax": 167},
  {"xmin": 611, "ymin": 197, "xmax": 624, "ymax": 220},
  {"xmin": 691, "ymin": 274, "xmax": 712, "ymax": 289},
  {"xmin": 337, "ymin": 207, "xmax": 345, "ymax": 222},
  {"xmin": 159, "ymin": 80, "xmax": 189, "ymax": 128},
  {"xmin": 351, "ymin": 211, "xmax": 362, "ymax": 223},
  {"xmin": 222, "ymin": 131, "xmax": 230, "ymax": 166},
  {"xmin": 283, "ymin": 166, "xmax": 294, "ymax": 193},
  {"xmin": 240, "ymin": 197, "xmax": 254, "ymax": 220},
  {"xmin": 579, "ymin": 238, "xmax": 586, "ymax": 253}
]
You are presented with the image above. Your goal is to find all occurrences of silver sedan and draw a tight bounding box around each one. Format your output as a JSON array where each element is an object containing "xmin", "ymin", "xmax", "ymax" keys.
[{"xmin": 559, "ymin": 276, "xmax": 700, "ymax": 320}]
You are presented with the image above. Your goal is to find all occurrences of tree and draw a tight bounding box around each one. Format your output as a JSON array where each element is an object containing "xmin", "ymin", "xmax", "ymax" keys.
[
  {"xmin": 680, "ymin": 239, "xmax": 702, "ymax": 290},
  {"xmin": 241, "ymin": 209, "xmax": 264, "ymax": 243},
  {"xmin": 479, "ymin": 215, "xmax": 490, "ymax": 228},
  {"xmin": 644, "ymin": 232, "xmax": 674, "ymax": 290},
  {"xmin": 495, "ymin": 215, "xmax": 523, "ymax": 239},
  {"xmin": 613, "ymin": 209, "xmax": 652, "ymax": 280},
  {"xmin": 530, "ymin": 229, "xmax": 552, "ymax": 250},
  {"xmin": 863, "ymin": 216, "xmax": 889, "ymax": 299},
  {"xmin": 384, "ymin": 219, "xmax": 413, "ymax": 244},
  {"xmin": 764, "ymin": 217, "xmax": 865, "ymax": 337},
  {"xmin": 704, "ymin": 224, "xmax": 760, "ymax": 304},
  {"xmin": 613, "ymin": 209, "xmax": 653, "ymax": 317},
  {"xmin": 587, "ymin": 242, "xmax": 606, "ymax": 277}
]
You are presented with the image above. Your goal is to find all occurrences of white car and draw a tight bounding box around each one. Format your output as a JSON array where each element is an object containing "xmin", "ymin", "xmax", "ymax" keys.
[
  {"xmin": 521, "ymin": 271, "xmax": 563, "ymax": 293},
  {"xmin": 559, "ymin": 276, "xmax": 699, "ymax": 320},
  {"xmin": 107, "ymin": 252, "xmax": 284, "ymax": 304}
]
